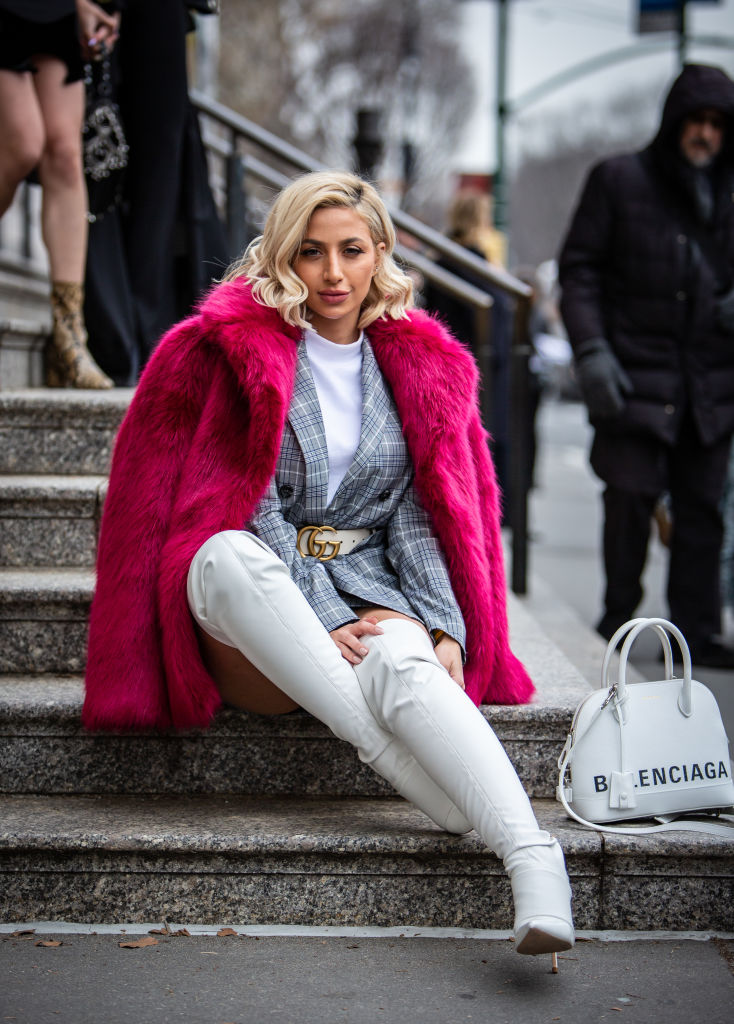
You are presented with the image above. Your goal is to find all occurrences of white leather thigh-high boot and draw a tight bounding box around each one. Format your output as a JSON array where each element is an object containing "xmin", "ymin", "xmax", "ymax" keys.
[
  {"xmin": 352, "ymin": 618, "xmax": 574, "ymax": 956},
  {"xmin": 187, "ymin": 531, "xmax": 471, "ymax": 835}
]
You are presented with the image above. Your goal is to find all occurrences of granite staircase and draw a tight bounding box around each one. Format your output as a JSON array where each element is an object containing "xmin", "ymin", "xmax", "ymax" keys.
[{"xmin": 0, "ymin": 375, "xmax": 732, "ymax": 934}]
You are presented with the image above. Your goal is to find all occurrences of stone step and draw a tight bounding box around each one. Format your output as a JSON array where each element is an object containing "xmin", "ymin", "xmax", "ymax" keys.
[
  {"xmin": 0, "ymin": 475, "xmax": 106, "ymax": 567},
  {"xmin": 0, "ymin": 389, "xmax": 131, "ymax": 475},
  {"xmin": 0, "ymin": 319, "xmax": 49, "ymax": 390},
  {"xmin": 0, "ymin": 257, "xmax": 50, "ymax": 325},
  {"xmin": 0, "ymin": 568, "xmax": 92, "ymax": 675},
  {"xmin": 1, "ymin": 793, "xmax": 731, "ymax": 931},
  {"xmin": 0, "ymin": 675, "xmax": 573, "ymax": 800}
]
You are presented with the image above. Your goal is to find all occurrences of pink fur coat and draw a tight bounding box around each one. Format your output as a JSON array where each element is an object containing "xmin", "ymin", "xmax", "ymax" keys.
[{"xmin": 83, "ymin": 280, "xmax": 534, "ymax": 731}]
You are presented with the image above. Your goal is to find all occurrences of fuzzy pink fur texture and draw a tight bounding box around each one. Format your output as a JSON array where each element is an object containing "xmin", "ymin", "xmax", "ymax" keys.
[{"xmin": 83, "ymin": 281, "xmax": 533, "ymax": 731}]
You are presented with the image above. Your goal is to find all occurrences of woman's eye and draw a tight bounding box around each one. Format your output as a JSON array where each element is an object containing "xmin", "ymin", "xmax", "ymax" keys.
[
  {"xmin": 344, "ymin": 247, "xmax": 365, "ymax": 256},
  {"xmin": 299, "ymin": 247, "xmax": 321, "ymax": 258}
]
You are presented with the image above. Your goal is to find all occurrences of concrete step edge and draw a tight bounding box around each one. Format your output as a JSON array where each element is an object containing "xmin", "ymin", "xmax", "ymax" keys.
[
  {"xmin": 0, "ymin": 388, "xmax": 134, "ymax": 416},
  {"xmin": 0, "ymin": 474, "xmax": 107, "ymax": 495},
  {"xmin": 0, "ymin": 317, "xmax": 49, "ymax": 339},
  {"xmin": 0, "ymin": 567, "xmax": 94, "ymax": 602},
  {"xmin": 0, "ymin": 675, "xmax": 576, "ymax": 732},
  {"xmin": 1, "ymin": 794, "xmax": 731, "ymax": 930}
]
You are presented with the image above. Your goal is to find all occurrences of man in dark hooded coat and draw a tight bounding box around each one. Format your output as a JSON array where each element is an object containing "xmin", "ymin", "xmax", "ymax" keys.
[{"xmin": 559, "ymin": 63, "xmax": 734, "ymax": 668}]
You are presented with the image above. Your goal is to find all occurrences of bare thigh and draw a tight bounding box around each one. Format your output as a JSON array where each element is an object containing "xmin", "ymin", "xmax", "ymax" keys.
[
  {"xmin": 0, "ymin": 69, "xmax": 44, "ymax": 199},
  {"xmin": 355, "ymin": 607, "xmax": 429, "ymax": 634},
  {"xmin": 195, "ymin": 626, "xmax": 299, "ymax": 715}
]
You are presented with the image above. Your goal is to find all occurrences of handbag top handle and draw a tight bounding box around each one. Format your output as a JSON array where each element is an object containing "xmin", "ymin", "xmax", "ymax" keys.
[
  {"xmin": 601, "ymin": 617, "xmax": 673, "ymax": 689},
  {"xmin": 607, "ymin": 617, "xmax": 693, "ymax": 718}
]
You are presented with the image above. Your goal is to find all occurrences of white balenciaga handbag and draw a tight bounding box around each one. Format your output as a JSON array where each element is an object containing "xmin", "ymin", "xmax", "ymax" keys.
[{"xmin": 557, "ymin": 617, "xmax": 734, "ymax": 835}]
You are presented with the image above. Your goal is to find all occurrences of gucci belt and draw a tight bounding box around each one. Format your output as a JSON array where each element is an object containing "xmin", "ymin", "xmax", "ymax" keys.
[{"xmin": 296, "ymin": 525, "xmax": 373, "ymax": 562}]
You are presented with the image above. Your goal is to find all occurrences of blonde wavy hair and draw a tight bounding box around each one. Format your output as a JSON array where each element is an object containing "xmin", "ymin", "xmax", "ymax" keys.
[{"xmin": 224, "ymin": 171, "xmax": 413, "ymax": 330}]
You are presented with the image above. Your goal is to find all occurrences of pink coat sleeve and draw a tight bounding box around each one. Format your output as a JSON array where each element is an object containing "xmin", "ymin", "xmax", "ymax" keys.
[{"xmin": 83, "ymin": 319, "xmax": 208, "ymax": 730}]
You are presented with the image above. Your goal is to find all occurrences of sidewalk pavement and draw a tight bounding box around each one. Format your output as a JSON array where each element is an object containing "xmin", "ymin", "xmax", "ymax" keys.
[{"xmin": 1, "ymin": 927, "xmax": 732, "ymax": 1024}]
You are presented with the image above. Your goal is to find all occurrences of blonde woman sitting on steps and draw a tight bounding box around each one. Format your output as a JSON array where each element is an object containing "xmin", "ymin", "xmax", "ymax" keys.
[{"xmin": 84, "ymin": 171, "xmax": 575, "ymax": 961}]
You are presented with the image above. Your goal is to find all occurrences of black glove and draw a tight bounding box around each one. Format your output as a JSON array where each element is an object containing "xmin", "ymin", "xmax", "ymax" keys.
[
  {"xmin": 715, "ymin": 287, "xmax": 734, "ymax": 334},
  {"xmin": 574, "ymin": 337, "xmax": 633, "ymax": 419}
]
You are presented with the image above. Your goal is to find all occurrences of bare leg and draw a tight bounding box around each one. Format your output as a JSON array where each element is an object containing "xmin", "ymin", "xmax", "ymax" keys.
[
  {"xmin": 30, "ymin": 57, "xmax": 111, "ymax": 388},
  {"xmin": 0, "ymin": 69, "xmax": 44, "ymax": 215},
  {"xmin": 355, "ymin": 607, "xmax": 427, "ymax": 632},
  {"xmin": 195, "ymin": 627, "xmax": 299, "ymax": 715},
  {"xmin": 32, "ymin": 56, "xmax": 87, "ymax": 281}
]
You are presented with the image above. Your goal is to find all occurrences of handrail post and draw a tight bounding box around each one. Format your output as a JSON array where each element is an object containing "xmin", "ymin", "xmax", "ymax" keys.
[
  {"xmin": 473, "ymin": 301, "xmax": 493, "ymax": 433},
  {"xmin": 509, "ymin": 293, "xmax": 532, "ymax": 595}
]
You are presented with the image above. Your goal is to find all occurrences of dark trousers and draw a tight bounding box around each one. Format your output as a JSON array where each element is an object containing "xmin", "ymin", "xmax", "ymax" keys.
[{"xmin": 592, "ymin": 416, "xmax": 731, "ymax": 648}]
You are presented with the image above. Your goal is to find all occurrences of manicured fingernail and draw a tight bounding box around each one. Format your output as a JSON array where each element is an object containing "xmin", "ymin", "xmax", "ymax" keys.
[{"xmin": 359, "ymin": 647, "xmax": 369, "ymax": 656}]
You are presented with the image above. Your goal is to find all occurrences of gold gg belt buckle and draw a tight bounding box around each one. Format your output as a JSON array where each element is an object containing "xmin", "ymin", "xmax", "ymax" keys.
[{"xmin": 296, "ymin": 525, "xmax": 341, "ymax": 562}]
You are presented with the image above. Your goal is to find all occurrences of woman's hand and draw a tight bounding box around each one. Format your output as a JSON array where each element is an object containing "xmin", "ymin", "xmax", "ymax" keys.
[
  {"xmin": 77, "ymin": 0, "xmax": 121, "ymax": 59},
  {"xmin": 330, "ymin": 617, "xmax": 384, "ymax": 665},
  {"xmin": 434, "ymin": 635, "xmax": 464, "ymax": 689}
]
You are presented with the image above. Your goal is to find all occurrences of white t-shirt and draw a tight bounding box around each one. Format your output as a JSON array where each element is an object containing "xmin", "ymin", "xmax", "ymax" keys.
[{"xmin": 304, "ymin": 328, "xmax": 364, "ymax": 505}]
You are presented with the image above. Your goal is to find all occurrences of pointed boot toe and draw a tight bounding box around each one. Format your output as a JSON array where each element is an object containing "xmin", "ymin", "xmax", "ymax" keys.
[{"xmin": 514, "ymin": 917, "xmax": 575, "ymax": 956}]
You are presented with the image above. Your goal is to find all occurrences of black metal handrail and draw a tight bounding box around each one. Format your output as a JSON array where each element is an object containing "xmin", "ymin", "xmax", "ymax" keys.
[{"xmin": 192, "ymin": 91, "xmax": 532, "ymax": 301}]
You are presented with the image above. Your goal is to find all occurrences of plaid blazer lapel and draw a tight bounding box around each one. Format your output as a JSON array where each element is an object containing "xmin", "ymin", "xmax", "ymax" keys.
[
  {"xmin": 288, "ymin": 341, "xmax": 330, "ymax": 517},
  {"xmin": 336, "ymin": 339, "xmax": 390, "ymax": 496}
]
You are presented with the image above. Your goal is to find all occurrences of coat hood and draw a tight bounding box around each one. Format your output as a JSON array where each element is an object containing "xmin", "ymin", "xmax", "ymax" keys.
[{"xmin": 651, "ymin": 63, "xmax": 734, "ymax": 161}]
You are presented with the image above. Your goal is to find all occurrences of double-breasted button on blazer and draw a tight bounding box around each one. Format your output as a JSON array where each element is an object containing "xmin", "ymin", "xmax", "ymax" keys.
[{"xmin": 251, "ymin": 337, "xmax": 466, "ymax": 646}]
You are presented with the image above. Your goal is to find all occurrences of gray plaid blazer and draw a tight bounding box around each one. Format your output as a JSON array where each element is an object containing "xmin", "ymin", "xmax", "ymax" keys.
[{"xmin": 250, "ymin": 336, "xmax": 466, "ymax": 646}]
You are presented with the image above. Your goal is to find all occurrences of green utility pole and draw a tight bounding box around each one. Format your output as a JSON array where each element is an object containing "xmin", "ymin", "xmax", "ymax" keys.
[
  {"xmin": 493, "ymin": 0, "xmax": 509, "ymax": 231},
  {"xmin": 678, "ymin": 0, "xmax": 688, "ymax": 65}
]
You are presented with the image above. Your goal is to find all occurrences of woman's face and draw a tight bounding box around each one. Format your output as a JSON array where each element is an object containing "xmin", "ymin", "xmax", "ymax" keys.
[{"xmin": 292, "ymin": 206, "xmax": 384, "ymax": 344}]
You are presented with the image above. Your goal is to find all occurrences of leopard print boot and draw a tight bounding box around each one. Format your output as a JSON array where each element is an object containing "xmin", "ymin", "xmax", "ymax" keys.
[{"xmin": 47, "ymin": 281, "xmax": 113, "ymax": 389}]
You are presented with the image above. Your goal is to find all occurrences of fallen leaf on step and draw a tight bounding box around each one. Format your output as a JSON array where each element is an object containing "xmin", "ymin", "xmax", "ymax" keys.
[
  {"xmin": 12, "ymin": 930, "xmax": 35, "ymax": 938},
  {"xmin": 35, "ymin": 940, "xmax": 62, "ymax": 948},
  {"xmin": 217, "ymin": 928, "xmax": 238, "ymax": 937},
  {"xmin": 119, "ymin": 937, "xmax": 158, "ymax": 949}
]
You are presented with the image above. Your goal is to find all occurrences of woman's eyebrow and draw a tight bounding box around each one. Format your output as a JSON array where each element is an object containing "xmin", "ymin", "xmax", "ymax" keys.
[{"xmin": 300, "ymin": 236, "xmax": 367, "ymax": 246}]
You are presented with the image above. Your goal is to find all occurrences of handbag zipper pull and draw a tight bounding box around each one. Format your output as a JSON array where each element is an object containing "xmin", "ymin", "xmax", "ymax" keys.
[{"xmin": 600, "ymin": 684, "xmax": 617, "ymax": 710}]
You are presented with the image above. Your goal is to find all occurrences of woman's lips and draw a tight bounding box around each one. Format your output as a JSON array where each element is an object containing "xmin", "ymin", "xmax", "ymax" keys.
[{"xmin": 318, "ymin": 291, "xmax": 350, "ymax": 305}]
